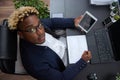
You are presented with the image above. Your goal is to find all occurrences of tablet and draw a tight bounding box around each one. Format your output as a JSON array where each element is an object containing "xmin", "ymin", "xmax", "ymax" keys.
[{"xmin": 78, "ymin": 11, "xmax": 97, "ymax": 33}]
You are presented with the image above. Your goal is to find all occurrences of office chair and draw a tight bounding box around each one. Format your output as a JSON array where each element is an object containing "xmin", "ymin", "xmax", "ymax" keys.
[{"xmin": 0, "ymin": 19, "xmax": 26, "ymax": 74}]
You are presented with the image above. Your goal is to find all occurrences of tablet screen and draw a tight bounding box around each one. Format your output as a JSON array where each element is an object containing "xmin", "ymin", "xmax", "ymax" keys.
[{"xmin": 78, "ymin": 11, "xmax": 97, "ymax": 33}]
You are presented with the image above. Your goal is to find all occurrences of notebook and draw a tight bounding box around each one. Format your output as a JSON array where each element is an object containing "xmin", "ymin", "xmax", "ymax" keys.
[{"xmin": 67, "ymin": 35, "xmax": 88, "ymax": 64}]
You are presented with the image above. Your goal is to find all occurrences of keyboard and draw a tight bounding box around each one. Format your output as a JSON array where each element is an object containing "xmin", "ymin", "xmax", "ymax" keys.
[{"xmin": 91, "ymin": 29, "xmax": 114, "ymax": 63}]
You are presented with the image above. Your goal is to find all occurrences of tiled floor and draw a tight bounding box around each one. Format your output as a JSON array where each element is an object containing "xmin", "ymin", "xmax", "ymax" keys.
[{"xmin": 0, "ymin": 71, "xmax": 36, "ymax": 80}]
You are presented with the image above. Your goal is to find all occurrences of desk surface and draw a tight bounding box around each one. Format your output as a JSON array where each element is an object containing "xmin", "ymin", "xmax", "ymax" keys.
[
  {"xmin": 50, "ymin": 0, "xmax": 120, "ymax": 80},
  {"xmin": 66, "ymin": 29, "xmax": 120, "ymax": 80},
  {"xmin": 50, "ymin": 0, "xmax": 110, "ymax": 30}
]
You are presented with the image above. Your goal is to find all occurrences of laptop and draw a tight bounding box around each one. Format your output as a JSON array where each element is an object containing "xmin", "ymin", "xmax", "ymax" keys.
[{"xmin": 66, "ymin": 20, "xmax": 120, "ymax": 64}]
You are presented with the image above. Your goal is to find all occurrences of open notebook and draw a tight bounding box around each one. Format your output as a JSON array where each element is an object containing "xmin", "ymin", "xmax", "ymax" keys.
[{"xmin": 67, "ymin": 35, "xmax": 88, "ymax": 64}]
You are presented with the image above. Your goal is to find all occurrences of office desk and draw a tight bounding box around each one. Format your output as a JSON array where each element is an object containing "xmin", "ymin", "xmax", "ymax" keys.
[
  {"xmin": 75, "ymin": 61, "xmax": 120, "ymax": 80},
  {"xmin": 50, "ymin": 0, "xmax": 120, "ymax": 80},
  {"xmin": 66, "ymin": 29, "xmax": 120, "ymax": 80},
  {"xmin": 50, "ymin": 0, "xmax": 110, "ymax": 30}
]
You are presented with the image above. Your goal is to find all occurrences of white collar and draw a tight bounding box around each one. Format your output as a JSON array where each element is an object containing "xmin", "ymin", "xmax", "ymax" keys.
[{"xmin": 36, "ymin": 33, "xmax": 66, "ymax": 59}]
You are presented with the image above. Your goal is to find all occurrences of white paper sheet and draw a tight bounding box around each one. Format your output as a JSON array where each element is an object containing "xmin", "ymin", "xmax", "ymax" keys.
[
  {"xmin": 67, "ymin": 35, "xmax": 88, "ymax": 64},
  {"xmin": 90, "ymin": 0, "xmax": 114, "ymax": 5},
  {"xmin": 52, "ymin": 13, "xmax": 63, "ymax": 18}
]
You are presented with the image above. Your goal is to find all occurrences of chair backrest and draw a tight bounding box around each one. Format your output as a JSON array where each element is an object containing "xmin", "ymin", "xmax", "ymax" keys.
[{"xmin": 0, "ymin": 19, "xmax": 17, "ymax": 74}]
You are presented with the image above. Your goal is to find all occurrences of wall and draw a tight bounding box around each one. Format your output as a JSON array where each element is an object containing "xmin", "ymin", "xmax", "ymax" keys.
[
  {"xmin": 0, "ymin": 0, "xmax": 15, "ymax": 23},
  {"xmin": 0, "ymin": 0, "xmax": 50, "ymax": 23}
]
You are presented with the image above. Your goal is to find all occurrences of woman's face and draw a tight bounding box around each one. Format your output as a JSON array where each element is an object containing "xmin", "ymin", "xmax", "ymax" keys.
[{"xmin": 18, "ymin": 15, "xmax": 45, "ymax": 44}]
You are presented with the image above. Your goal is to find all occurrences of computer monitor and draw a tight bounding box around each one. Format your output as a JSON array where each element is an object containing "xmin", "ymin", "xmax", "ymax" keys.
[{"xmin": 108, "ymin": 19, "xmax": 120, "ymax": 61}]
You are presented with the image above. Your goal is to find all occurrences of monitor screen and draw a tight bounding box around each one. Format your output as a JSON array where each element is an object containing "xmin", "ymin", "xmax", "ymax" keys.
[{"xmin": 108, "ymin": 20, "xmax": 120, "ymax": 60}]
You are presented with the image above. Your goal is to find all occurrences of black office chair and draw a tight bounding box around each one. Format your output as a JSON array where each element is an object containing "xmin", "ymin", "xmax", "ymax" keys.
[{"xmin": 0, "ymin": 19, "xmax": 17, "ymax": 74}]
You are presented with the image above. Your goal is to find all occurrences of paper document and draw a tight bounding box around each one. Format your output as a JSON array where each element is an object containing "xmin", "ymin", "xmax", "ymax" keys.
[
  {"xmin": 90, "ymin": 0, "xmax": 113, "ymax": 5},
  {"xmin": 67, "ymin": 35, "xmax": 88, "ymax": 64},
  {"xmin": 52, "ymin": 13, "xmax": 63, "ymax": 18}
]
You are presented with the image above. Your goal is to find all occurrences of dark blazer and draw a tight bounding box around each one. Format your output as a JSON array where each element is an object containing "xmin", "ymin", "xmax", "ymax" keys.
[{"xmin": 20, "ymin": 18, "xmax": 87, "ymax": 80}]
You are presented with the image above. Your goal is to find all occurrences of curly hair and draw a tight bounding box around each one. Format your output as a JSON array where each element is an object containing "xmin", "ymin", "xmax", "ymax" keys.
[{"xmin": 8, "ymin": 6, "xmax": 39, "ymax": 30}]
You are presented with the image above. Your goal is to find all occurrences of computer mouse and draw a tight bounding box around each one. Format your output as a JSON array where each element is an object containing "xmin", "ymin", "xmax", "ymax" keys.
[{"xmin": 87, "ymin": 73, "xmax": 98, "ymax": 80}]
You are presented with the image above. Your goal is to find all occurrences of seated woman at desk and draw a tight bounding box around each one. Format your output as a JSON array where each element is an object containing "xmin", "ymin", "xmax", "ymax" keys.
[{"xmin": 8, "ymin": 6, "xmax": 92, "ymax": 80}]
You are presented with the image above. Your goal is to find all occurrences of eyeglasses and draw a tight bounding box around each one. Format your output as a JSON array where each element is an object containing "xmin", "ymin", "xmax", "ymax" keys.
[{"xmin": 19, "ymin": 23, "xmax": 44, "ymax": 33}]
